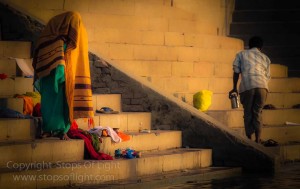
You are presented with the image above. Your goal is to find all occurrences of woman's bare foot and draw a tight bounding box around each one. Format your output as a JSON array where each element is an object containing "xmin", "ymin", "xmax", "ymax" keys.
[
  {"xmin": 60, "ymin": 133, "xmax": 70, "ymax": 140},
  {"xmin": 41, "ymin": 132, "xmax": 52, "ymax": 138}
]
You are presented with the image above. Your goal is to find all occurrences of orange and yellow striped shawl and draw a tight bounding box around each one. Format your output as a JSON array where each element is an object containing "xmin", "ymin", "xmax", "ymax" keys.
[{"xmin": 32, "ymin": 11, "xmax": 94, "ymax": 121}]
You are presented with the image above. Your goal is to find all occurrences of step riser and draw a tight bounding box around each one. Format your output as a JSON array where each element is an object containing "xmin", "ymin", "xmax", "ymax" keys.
[
  {"xmin": 0, "ymin": 58, "xmax": 16, "ymax": 77},
  {"xmin": 0, "ymin": 98, "xmax": 24, "ymax": 114},
  {"xmin": 76, "ymin": 113, "xmax": 151, "ymax": 131},
  {"xmin": 98, "ymin": 112, "xmax": 151, "ymax": 131},
  {"xmin": 150, "ymin": 77, "xmax": 300, "ymax": 94},
  {"xmin": 92, "ymin": 29, "xmax": 243, "ymax": 49},
  {"xmin": 117, "ymin": 61, "xmax": 287, "ymax": 78},
  {"xmin": 85, "ymin": 14, "xmax": 211, "ymax": 34},
  {"xmin": 0, "ymin": 41, "xmax": 31, "ymax": 59},
  {"xmin": 0, "ymin": 140, "xmax": 84, "ymax": 168},
  {"xmin": 85, "ymin": 3, "xmax": 194, "ymax": 19},
  {"xmin": 100, "ymin": 131, "xmax": 182, "ymax": 156},
  {"xmin": 232, "ymin": 10, "xmax": 300, "ymax": 22},
  {"xmin": 207, "ymin": 109, "xmax": 300, "ymax": 128},
  {"xmin": 233, "ymin": 126, "xmax": 300, "ymax": 143},
  {"xmin": 230, "ymin": 23, "xmax": 300, "ymax": 35},
  {"xmin": 93, "ymin": 94, "xmax": 121, "ymax": 112},
  {"xmin": 0, "ymin": 149, "xmax": 212, "ymax": 189},
  {"xmin": 91, "ymin": 43, "xmax": 239, "ymax": 64},
  {"xmin": 229, "ymin": 34, "xmax": 300, "ymax": 46},
  {"xmin": 270, "ymin": 58, "xmax": 300, "ymax": 70},
  {"xmin": 0, "ymin": 78, "xmax": 33, "ymax": 97},
  {"xmin": 263, "ymin": 46, "xmax": 300, "ymax": 59},
  {"xmin": 269, "ymin": 78, "xmax": 300, "ymax": 92},
  {"xmin": 279, "ymin": 145, "xmax": 300, "ymax": 162},
  {"xmin": 235, "ymin": 0, "xmax": 300, "ymax": 10},
  {"xmin": 1, "ymin": 94, "xmax": 122, "ymax": 119},
  {"xmin": 0, "ymin": 119, "xmax": 34, "ymax": 141}
]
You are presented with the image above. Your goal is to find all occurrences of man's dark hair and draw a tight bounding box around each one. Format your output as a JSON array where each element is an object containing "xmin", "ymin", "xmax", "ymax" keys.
[{"xmin": 249, "ymin": 36, "xmax": 263, "ymax": 49}]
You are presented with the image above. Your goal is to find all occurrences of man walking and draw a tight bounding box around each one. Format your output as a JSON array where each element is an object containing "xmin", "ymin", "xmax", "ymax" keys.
[{"xmin": 229, "ymin": 36, "xmax": 271, "ymax": 143}]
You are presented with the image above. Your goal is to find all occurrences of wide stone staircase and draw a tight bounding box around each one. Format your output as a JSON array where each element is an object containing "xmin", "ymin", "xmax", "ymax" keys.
[
  {"xmin": 229, "ymin": 0, "xmax": 300, "ymax": 77},
  {"xmin": 1, "ymin": 0, "xmax": 299, "ymax": 188},
  {"xmin": 227, "ymin": 0, "xmax": 300, "ymax": 161},
  {"xmin": 0, "ymin": 41, "xmax": 241, "ymax": 188},
  {"xmin": 84, "ymin": 2, "xmax": 300, "ymax": 164}
]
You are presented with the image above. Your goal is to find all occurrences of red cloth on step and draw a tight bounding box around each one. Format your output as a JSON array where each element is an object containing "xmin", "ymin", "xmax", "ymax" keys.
[
  {"xmin": 68, "ymin": 121, "xmax": 113, "ymax": 160},
  {"xmin": 0, "ymin": 73, "xmax": 8, "ymax": 80}
]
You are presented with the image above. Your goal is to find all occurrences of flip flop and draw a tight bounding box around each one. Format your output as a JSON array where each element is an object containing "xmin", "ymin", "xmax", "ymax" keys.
[
  {"xmin": 263, "ymin": 104, "xmax": 276, "ymax": 110},
  {"xmin": 261, "ymin": 139, "xmax": 278, "ymax": 147},
  {"xmin": 96, "ymin": 107, "xmax": 119, "ymax": 114}
]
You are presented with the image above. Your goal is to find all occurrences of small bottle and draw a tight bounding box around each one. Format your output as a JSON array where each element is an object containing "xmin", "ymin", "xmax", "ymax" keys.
[{"xmin": 229, "ymin": 92, "xmax": 239, "ymax": 109}]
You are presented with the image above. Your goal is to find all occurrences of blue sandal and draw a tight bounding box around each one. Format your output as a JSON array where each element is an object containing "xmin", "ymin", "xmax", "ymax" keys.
[{"xmin": 96, "ymin": 107, "xmax": 119, "ymax": 114}]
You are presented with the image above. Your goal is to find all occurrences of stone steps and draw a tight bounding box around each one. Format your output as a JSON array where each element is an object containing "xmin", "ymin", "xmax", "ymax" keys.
[
  {"xmin": 233, "ymin": 125, "xmax": 300, "ymax": 144},
  {"xmin": 230, "ymin": 22, "xmax": 300, "ymax": 35},
  {"xmin": 229, "ymin": 33, "xmax": 300, "ymax": 47},
  {"xmin": 0, "ymin": 118, "xmax": 34, "ymax": 141},
  {"xmin": 0, "ymin": 0, "xmax": 291, "ymax": 186},
  {"xmin": 147, "ymin": 77, "xmax": 300, "ymax": 94},
  {"xmin": 232, "ymin": 9, "xmax": 300, "ymax": 23},
  {"xmin": 173, "ymin": 92, "xmax": 300, "ymax": 111},
  {"xmin": 95, "ymin": 112, "xmax": 151, "ymax": 132},
  {"xmin": 0, "ymin": 94, "xmax": 124, "ymax": 121},
  {"xmin": 263, "ymin": 46, "xmax": 300, "ymax": 60},
  {"xmin": 234, "ymin": 0, "xmax": 300, "ymax": 10},
  {"xmin": 75, "ymin": 112, "xmax": 152, "ymax": 133},
  {"xmin": 89, "ymin": 43, "xmax": 240, "ymax": 64},
  {"xmin": 0, "ymin": 58, "xmax": 17, "ymax": 77},
  {"xmin": 0, "ymin": 97, "xmax": 23, "ymax": 114},
  {"xmin": 0, "ymin": 77, "xmax": 33, "ymax": 97},
  {"xmin": 84, "ymin": 2, "xmax": 195, "ymax": 20},
  {"xmin": 0, "ymin": 92, "xmax": 152, "ymax": 131},
  {"xmin": 0, "ymin": 148, "xmax": 212, "ymax": 189},
  {"xmin": 92, "ymin": 94, "xmax": 122, "ymax": 113},
  {"xmin": 84, "ymin": 13, "xmax": 215, "ymax": 35},
  {"xmin": 113, "ymin": 60, "xmax": 287, "ymax": 78},
  {"xmin": 230, "ymin": 1, "xmax": 300, "ymax": 77},
  {"xmin": 89, "ymin": 29, "xmax": 243, "ymax": 49},
  {"xmin": 228, "ymin": 0, "xmax": 300, "ymax": 164},
  {"xmin": 0, "ymin": 41, "xmax": 31, "ymax": 59},
  {"xmin": 100, "ymin": 130, "xmax": 182, "ymax": 156},
  {"xmin": 206, "ymin": 109, "xmax": 300, "ymax": 128},
  {"xmin": 0, "ymin": 139, "xmax": 84, "ymax": 168},
  {"xmin": 267, "ymin": 143, "xmax": 300, "ymax": 163}
]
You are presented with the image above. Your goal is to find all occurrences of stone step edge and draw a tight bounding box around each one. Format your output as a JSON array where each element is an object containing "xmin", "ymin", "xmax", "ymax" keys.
[
  {"xmin": 0, "ymin": 138, "xmax": 83, "ymax": 147},
  {"xmin": 174, "ymin": 91, "xmax": 300, "ymax": 95},
  {"xmin": 0, "ymin": 130, "xmax": 180, "ymax": 144},
  {"xmin": 232, "ymin": 124, "xmax": 300, "ymax": 129},
  {"xmin": 263, "ymin": 143, "xmax": 300, "ymax": 163},
  {"xmin": 121, "ymin": 130, "xmax": 180, "ymax": 135},
  {"xmin": 206, "ymin": 108, "xmax": 300, "ymax": 113},
  {"xmin": 0, "ymin": 148, "xmax": 211, "ymax": 174},
  {"xmin": 102, "ymin": 36, "xmax": 242, "ymax": 49},
  {"xmin": 94, "ymin": 111, "xmax": 150, "ymax": 115},
  {"xmin": 0, "ymin": 110, "xmax": 152, "ymax": 121},
  {"xmin": 100, "ymin": 129, "xmax": 181, "ymax": 139},
  {"xmin": 82, "ymin": 167, "xmax": 242, "ymax": 189},
  {"xmin": 231, "ymin": 124, "xmax": 300, "ymax": 133}
]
